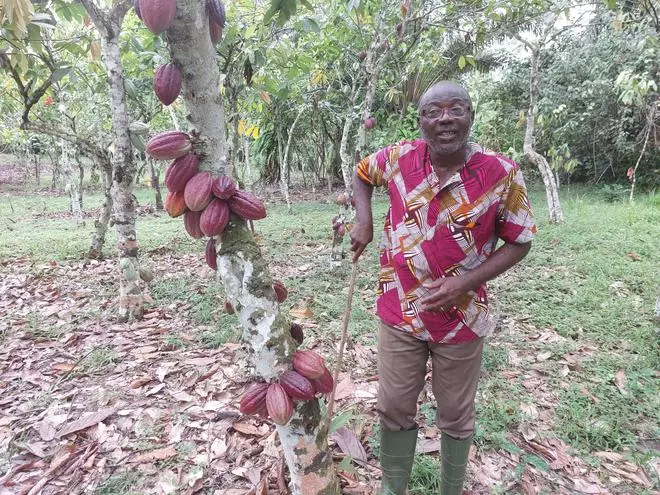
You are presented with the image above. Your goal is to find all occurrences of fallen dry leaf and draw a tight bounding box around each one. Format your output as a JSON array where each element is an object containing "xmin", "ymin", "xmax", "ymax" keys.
[
  {"xmin": 129, "ymin": 444, "xmax": 177, "ymax": 464},
  {"xmin": 330, "ymin": 426, "xmax": 367, "ymax": 463},
  {"xmin": 56, "ymin": 406, "xmax": 118, "ymax": 438},
  {"xmin": 613, "ymin": 370, "xmax": 627, "ymax": 394}
]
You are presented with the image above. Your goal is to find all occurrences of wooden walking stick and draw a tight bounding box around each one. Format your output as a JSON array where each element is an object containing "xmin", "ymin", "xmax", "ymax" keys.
[{"xmin": 323, "ymin": 259, "xmax": 359, "ymax": 433}]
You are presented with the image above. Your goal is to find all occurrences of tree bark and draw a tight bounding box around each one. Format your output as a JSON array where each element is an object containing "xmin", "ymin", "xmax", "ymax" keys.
[
  {"xmin": 165, "ymin": 1, "xmax": 340, "ymax": 493},
  {"xmin": 81, "ymin": 0, "xmax": 144, "ymax": 321},
  {"xmin": 61, "ymin": 140, "xmax": 85, "ymax": 226},
  {"xmin": 148, "ymin": 157, "xmax": 164, "ymax": 210},
  {"xmin": 523, "ymin": 46, "xmax": 563, "ymax": 223},
  {"xmin": 281, "ymin": 107, "xmax": 304, "ymax": 213},
  {"xmin": 89, "ymin": 160, "xmax": 113, "ymax": 259}
]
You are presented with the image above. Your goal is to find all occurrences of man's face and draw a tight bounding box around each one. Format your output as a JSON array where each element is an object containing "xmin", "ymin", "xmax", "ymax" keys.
[{"xmin": 419, "ymin": 95, "xmax": 473, "ymax": 156}]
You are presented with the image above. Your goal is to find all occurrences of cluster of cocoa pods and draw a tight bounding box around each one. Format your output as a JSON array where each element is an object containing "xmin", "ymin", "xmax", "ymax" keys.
[
  {"xmin": 239, "ymin": 350, "xmax": 334, "ymax": 425},
  {"xmin": 145, "ymin": 130, "xmax": 267, "ymax": 270},
  {"xmin": 136, "ymin": 0, "xmax": 226, "ymax": 108},
  {"xmin": 134, "ymin": 0, "xmax": 225, "ymax": 42},
  {"xmin": 331, "ymin": 215, "xmax": 346, "ymax": 237}
]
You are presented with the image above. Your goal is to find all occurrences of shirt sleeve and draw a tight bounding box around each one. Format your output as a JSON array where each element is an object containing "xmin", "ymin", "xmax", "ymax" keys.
[
  {"xmin": 496, "ymin": 164, "xmax": 537, "ymax": 244},
  {"xmin": 356, "ymin": 145, "xmax": 394, "ymax": 187}
]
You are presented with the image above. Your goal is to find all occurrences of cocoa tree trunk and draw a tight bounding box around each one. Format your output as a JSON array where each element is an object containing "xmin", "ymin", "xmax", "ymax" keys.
[
  {"xmin": 148, "ymin": 157, "xmax": 164, "ymax": 210},
  {"xmin": 523, "ymin": 46, "xmax": 563, "ymax": 223},
  {"xmin": 61, "ymin": 140, "xmax": 85, "ymax": 226},
  {"xmin": 81, "ymin": 0, "xmax": 144, "ymax": 321},
  {"xmin": 89, "ymin": 159, "xmax": 113, "ymax": 259},
  {"xmin": 281, "ymin": 107, "xmax": 304, "ymax": 213},
  {"xmin": 165, "ymin": 2, "xmax": 340, "ymax": 493}
]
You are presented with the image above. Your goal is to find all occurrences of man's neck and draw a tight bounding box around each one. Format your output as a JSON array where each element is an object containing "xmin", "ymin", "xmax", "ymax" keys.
[{"xmin": 428, "ymin": 144, "xmax": 470, "ymax": 174}]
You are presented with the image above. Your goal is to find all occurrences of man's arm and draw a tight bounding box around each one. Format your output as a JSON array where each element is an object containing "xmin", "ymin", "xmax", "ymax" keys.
[
  {"xmin": 349, "ymin": 169, "xmax": 375, "ymax": 262},
  {"xmin": 420, "ymin": 241, "xmax": 531, "ymax": 312}
]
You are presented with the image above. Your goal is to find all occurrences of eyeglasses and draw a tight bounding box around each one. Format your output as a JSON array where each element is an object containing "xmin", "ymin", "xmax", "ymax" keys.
[{"xmin": 421, "ymin": 105, "xmax": 470, "ymax": 119}]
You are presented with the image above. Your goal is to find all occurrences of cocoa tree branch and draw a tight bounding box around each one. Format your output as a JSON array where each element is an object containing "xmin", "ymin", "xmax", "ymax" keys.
[{"xmin": 23, "ymin": 121, "xmax": 109, "ymax": 162}]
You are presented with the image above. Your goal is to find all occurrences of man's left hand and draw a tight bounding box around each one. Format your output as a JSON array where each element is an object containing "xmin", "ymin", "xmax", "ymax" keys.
[{"xmin": 419, "ymin": 276, "xmax": 472, "ymax": 313}]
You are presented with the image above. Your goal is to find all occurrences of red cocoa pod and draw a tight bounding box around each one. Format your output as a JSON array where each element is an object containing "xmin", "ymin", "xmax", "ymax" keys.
[
  {"xmin": 337, "ymin": 224, "xmax": 346, "ymax": 237},
  {"xmin": 280, "ymin": 370, "xmax": 315, "ymax": 401},
  {"xmin": 357, "ymin": 50, "xmax": 367, "ymax": 61},
  {"xmin": 224, "ymin": 300, "xmax": 235, "ymax": 314},
  {"xmin": 147, "ymin": 131, "xmax": 192, "ymax": 160},
  {"xmin": 164, "ymin": 190, "xmax": 187, "ymax": 218},
  {"xmin": 272, "ymin": 280, "xmax": 288, "ymax": 303},
  {"xmin": 183, "ymin": 210, "xmax": 204, "ymax": 239},
  {"xmin": 207, "ymin": 0, "xmax": 226, "ymax": 27},
  {"xmin": 200, "ymin": 198, "xmax": 230, "ymax": 236},
  {"xmin": 184, "ymin": 171, "xmax": 214, "ymax": 211},
  {"xmin": 290, "ymin": 322, "xmax": 304, "ymax": 345},
  {"xmin": 212, "ymin": 175, "xmax": 237, "ymax": 199},
  {"xmin": 228, "ymin": 190, "xmax": 266, "ymax": 220},
  {"xmin": 363, "ymin": 117, "xmax": 376, "ymax": 130},
  {"xmin": 164, "ymin": 153, "xmax": 199, "ymax": 192},
  {"xmin": 205, "ymin": 237, "xmax": 217, "ymax": 270},
  {"xmin": 309, "ymin": 365, "xmax": 334, "ymax": 394},
  {"xmin": 266, "ymin": 383, "xmax": 294, "ymax": 425},
  {"xmin": 332, "ymin": 221, "xmax": 341, "ymax": 231},
  {"xmin": 209, "ymin": 20, "xmax": 223, "ymax": 44},
  {"xmin": 139, "ymin": 0, "xmax": 176, "ymax": 34},
  {"xmin": 154, "ymin": 63, "xmax": 182, "ymax": 106},
  {"xmin": 239, "ymin": 382, "xmax": 269, "ymax": 415},
  {"xmin": 292, "ymin": 350, "xmax": 325, "ymax": 380}
]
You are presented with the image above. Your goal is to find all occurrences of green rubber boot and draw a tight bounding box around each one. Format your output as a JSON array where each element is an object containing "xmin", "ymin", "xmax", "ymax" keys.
[
  {"xmin": 379, "ymin": 427, "xmax": 418, "ymax": 495},
  {"xmin": 440, "ymin": 432, "xmax": 472, "ymax": 495}
]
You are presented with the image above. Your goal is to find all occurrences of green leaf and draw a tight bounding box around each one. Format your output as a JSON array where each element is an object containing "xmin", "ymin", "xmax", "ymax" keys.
[
  {"xmin": 329, "ymin": 410, "xmax": 353, "ymax": 434},
  {"xmin": 458, "ymin": 55, "xmax": 466, "ymax": 69},
  {"xmin": 300, "ymin": 0, "xmax": 313, "ymax": 9},
  {"xmin": 51, "ymin": 66, "xmax": 72, "ymax": 84},
  {"xmin": 302, "ymin": 17, "xmax": 320, "ymax": 33}
]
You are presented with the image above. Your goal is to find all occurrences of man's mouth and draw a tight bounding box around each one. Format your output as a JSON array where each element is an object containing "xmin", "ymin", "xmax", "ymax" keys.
[{"xmin": 436, "ymin": 130, "xmax": 457, "ymax": 140}]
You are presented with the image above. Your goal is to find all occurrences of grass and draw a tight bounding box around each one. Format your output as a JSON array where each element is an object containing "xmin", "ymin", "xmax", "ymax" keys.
[
  {"xmin": 95, "ymin": 470, "xmax": 143, "ymax": 495},
  {"xmin": 1, "ymin": 175, "xmax": 659, "ymax": 492}
]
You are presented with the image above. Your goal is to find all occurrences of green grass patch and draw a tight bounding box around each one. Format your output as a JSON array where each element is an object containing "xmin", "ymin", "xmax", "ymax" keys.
[
  {"xmin": 95, "ymin": 470, "xmax": 143, "ymax": 495},
  {"xmin": 409, "ymin": 454, "xmax": 442, "ymax": 494}
]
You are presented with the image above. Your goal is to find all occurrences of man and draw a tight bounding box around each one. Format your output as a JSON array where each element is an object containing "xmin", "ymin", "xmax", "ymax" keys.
[{"xmin": 350, "ymin": 81, "xmax": 536, "ymax": 495}]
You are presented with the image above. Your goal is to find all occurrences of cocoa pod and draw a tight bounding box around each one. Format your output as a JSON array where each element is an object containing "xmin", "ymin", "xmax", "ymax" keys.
[
  {"xmin": 164, "ymin": 190, "xmax": 187, "ymax": 218},
  {"xmin": 146, "ymin": 131, "xmax": 192, "ymax": 160},
  {"xmin": 337, "ymin": 224, "xmax": 346, "ymax": 237},
  {"xmin": 205, "ymin": 238, "xmax": 217, "ymax": 270},
  {"xmin": 357, "ymin": 50, "xmax": 367, "ymax": 61},
  {"xmin": 139, "ymin": 267, "xmax": 154, "ymax": 282},
  {"xmin": 228, "ymin": 190, "xmax": 266, "ymax": 220},
  {"xmin": 183, "ymin": 210, "xmax": 204, "ymax": 239},
  {"xmin": 133, "ymin": 0, "xmax": 142, "ymax": 20},
  {"xmin": 200, "ymin": 198, "xmax": 230, "ymax": 236},
  {"xmin": 224, "ymin": 301, "xmax": 235, "ymax": 314},
  {"xmin": 336, "ymin": 193, "xmax": 347, "ymax": 205},
  {"xmin": 272, "ymin": 280, "xmax": 288, "ymax": 303},
  {"xmin": 290, "ymin": 322, "xmax": 304, "ymax": 345},
  {"xmin": 309, "ymin": 365, "xmax": 334, "ymax": 394},
  {"xmin": 154, "ymin": 63, "xmax": 182, "ymax": 106},
  {"xmin": 239, "ymin": 382, "xmax": 269, "ymax": 415},
  {"xmin": 209, "ymin": 20, "xmax": 222, "ymax": 44},
  {"xmin": 280, "ymin": 370, "xmax": 315, "ymax": 401},
  {"xmin": 363, "ymin": 117, "xmax": 376, "ymax": 130},
  {"xmin": 212, "ymin": 175, "xmax": 237, "ymax": 199},
  {"xmin": 164, "ymin": 153, "xmax": 199, "ymax": 192},
  {"xmin": 207, "ymin": 0, "xmax": 226, "ymax": 27},
  {"xmin": 184, "ymin": 171, "xmax": 213, "ymax": 212},
  {"xmin": 292, "ymin": 350, "xmax": 325, "ymax": 380},
  {"xmin": 266, "ymin": 383, "xmax": 294, "ymax": 425},
  {"xmin": 139, "ymin": 0, "xmax": 176, "ymax": 34}
]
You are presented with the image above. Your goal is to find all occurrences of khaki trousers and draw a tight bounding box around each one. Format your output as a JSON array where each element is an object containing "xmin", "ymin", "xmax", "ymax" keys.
[{"xmin": 376, "ymin": 322, "xmax": 484, "ymax": 440}]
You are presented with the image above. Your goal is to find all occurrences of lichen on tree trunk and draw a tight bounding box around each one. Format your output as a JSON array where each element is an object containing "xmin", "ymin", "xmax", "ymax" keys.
[
  {"xmin": 89, "ymin": 160, "xmax": 113, "ymax": 259},
  {"xmin": 165, "ymin": 1, "xmax": 340, "ymax": 492}
]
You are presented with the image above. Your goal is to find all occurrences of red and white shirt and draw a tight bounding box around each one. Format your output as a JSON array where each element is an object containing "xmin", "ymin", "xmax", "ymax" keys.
[{"xmin": 356, "ymin": 139, "xmax": 536, "ymax": 344}]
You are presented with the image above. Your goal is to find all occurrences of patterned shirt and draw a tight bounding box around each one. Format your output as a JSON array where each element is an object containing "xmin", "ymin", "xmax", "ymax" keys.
[{"xmin": 356, "ymin": 139, "xmax": 536, "ymax": 344}]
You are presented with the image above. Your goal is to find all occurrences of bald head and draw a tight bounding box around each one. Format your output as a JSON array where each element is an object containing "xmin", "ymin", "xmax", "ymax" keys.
[{"xmin": 419, "ymin": 81, "xmax": 472, "ymax": 110}]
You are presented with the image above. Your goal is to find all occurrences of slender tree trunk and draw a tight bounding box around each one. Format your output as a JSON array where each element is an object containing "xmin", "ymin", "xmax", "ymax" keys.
[
  {"xmin": 61, "ymin": 140, "xmax": 85, "ymax": 226},
  {"xmin": 339, "ymin": 81, "xmax": 359, "ymax": 197},
  {"xmin": 89, "ymin": 160, "xmax": 113, "ymax": 259},
  {"xmin": 166, "ymin": 2, "xmax": 339, "ymax": 492},
  {"xmin": 75, "ymin": 153, "xmax": 85, "ymax": 209},
  {"xmin": 80, "ymin": 0, "xmax": 144, "ymax": 321},
  {"xmin": 523, "ymin": 47, "xmax": 563, "ymax": 223},
  {"xmin": 281, "ymin": 108, "xmax": 304, "ymax": 213},
  {"xmin": 629, "ymin": 105, "xmax": 654, "ymax": 203},
  {"xmin": 148, "ymin": 157, "xmax": 164, "ymax": 210}
]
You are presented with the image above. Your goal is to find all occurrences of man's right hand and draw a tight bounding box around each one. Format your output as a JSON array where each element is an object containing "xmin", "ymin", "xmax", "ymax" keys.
[{"xmin": 350, "ymin": 221, "xmax": 373, "ymax": 262}]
